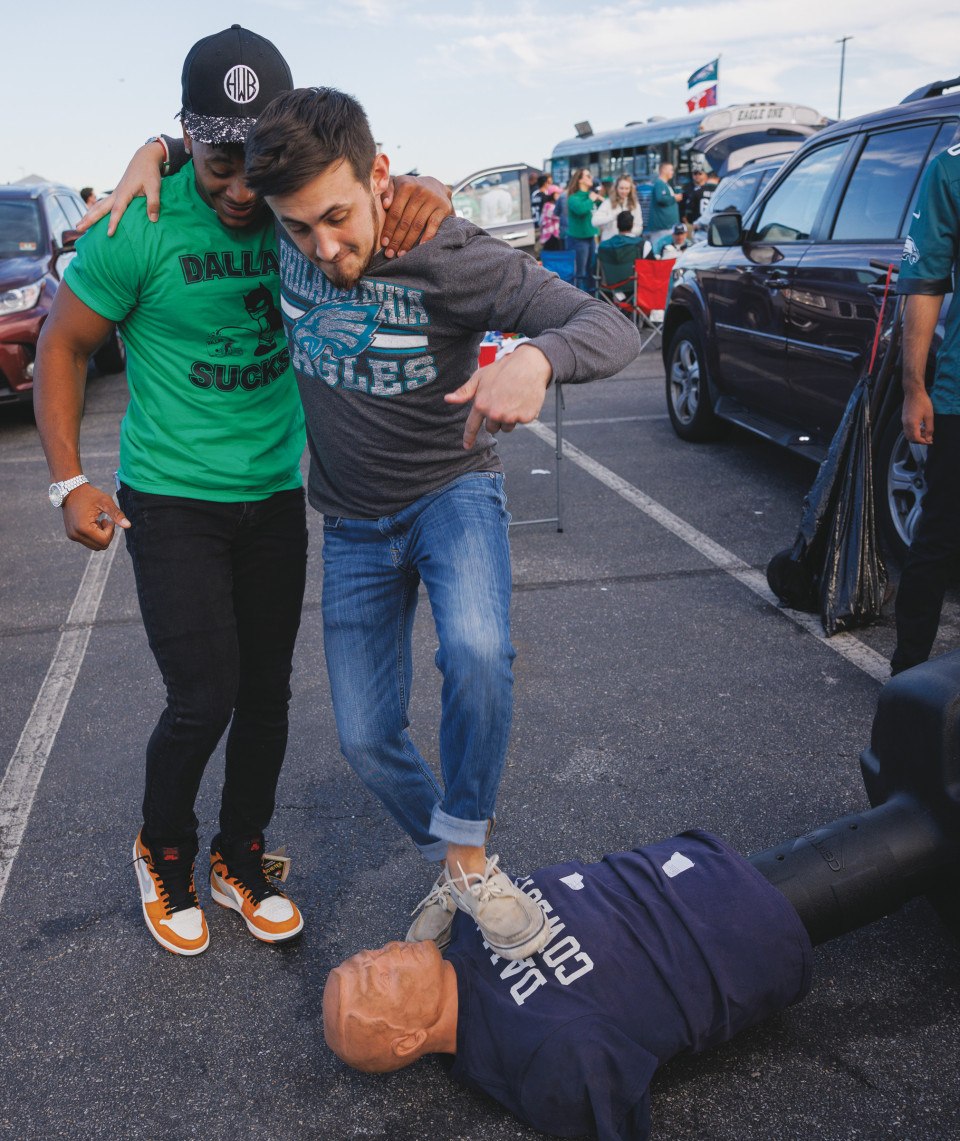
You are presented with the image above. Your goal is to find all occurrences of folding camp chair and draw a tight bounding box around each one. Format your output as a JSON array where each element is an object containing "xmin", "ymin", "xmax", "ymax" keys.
[
  {"xmin": 540, "ymin": 248, "xmax": 576, "ymax": 285},
  {"xmin": 632, "ymin": 258, "xmax": 673, "ymax": 353},
  {"xmin": 478, "ymin": 338, "xmax": 565, "ymax": 531},
  {"xmin": 595, "ymin": 242, "xmax": 645, "ymax": 316}
]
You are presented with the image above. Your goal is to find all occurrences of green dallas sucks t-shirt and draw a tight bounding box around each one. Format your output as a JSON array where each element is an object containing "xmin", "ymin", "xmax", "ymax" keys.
[{"xmin": 65, "ymin": 164, "xmax": 304, "ymax": 500}]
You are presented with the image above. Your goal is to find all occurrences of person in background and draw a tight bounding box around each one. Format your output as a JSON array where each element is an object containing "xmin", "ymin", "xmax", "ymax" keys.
[
  {"xmin": 592, "ymin": 174, "xmax": 643, "ymax": 243},
  {"xmin": 598, "ymin": 210, "xmax": 645, "ymax": 256},
  {"xmin": 530, "ymin": 173, "xmax": 549, "ymax": 238},
  {"xmin": 652, "ymin": 222, "xmax": 689, "ymax": 260},
  {"xmin": 538, "ymin": 184, "xmax": 563, "ymax": 251},
  {"xmin": 79, "ymin": 187, "xmax": 97, "ymax": 207},
  {"xmin": 681, "ymin": 167, "xmax": 708, "ymax": 225},
  {"xmin": 647, "ymin": 160, "xmax": 682, "ymax": 243},
  {"xmin": 693, "ymin": 171, "xmax": 720, "ymax": 221},
  {"xmin": 565, "ymin": 167, "xmax": 601, "ymax": 292}
]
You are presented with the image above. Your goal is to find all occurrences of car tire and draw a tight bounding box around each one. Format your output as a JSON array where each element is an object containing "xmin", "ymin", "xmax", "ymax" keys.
[
  {"xmin": 665, "ymin": 320, "xmax": 728, "ymax": 442},
  {"xmin": 93, "ymin": 332, "xmax": 125, "ymax": 376},
  {"xmin": 875, "ymin": 410, "xmax": 926, "ymax": 564}
]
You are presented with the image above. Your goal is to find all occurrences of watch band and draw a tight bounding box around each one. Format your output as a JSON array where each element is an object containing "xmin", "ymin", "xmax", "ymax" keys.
[
  {"xmin": 145, "ymin": 135, "xmax": 172, "ymax": 177},
  {"xmin": 49, "ymin": 474, "xmax": 89, "ymax": 508}
]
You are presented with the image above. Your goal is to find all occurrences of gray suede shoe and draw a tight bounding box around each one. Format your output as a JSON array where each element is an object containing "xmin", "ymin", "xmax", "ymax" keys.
[
  {"xmin": 446, "ymin": 855, "xmax": 548, "ymax": 961},
  {"xmin": 406, "ymin": 872, "xmax": 457, "ymax": 950}
]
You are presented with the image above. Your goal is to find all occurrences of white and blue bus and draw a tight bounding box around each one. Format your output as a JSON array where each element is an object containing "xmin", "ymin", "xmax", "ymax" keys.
[{"xmin": 548, "ymin": 102, "xmax": 830, "ymax": 188}]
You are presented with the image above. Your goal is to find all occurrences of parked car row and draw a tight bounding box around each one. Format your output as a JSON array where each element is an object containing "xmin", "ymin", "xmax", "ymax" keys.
[
  {"xmin": 663, "ymin": 76, "xmax": 960, "ymax": 561},
  {"xmin": 0, "ymin": 182, "xmax": 124, "ymax": 409}
]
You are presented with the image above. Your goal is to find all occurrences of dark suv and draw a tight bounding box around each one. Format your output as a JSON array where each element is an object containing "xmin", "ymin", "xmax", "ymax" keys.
[
  {"xmin": 0, "ymin": 182, "xmax": 124, "ymax": 406},
  {"xmin": 663, "ymin": 77, "xmax": 960, "ymax": 560}
]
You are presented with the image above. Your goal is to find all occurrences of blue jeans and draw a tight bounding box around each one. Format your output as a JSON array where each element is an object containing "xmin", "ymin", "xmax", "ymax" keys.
[
  {"xmin": 321, "ymin": 472, "xmax": 515, "ymax": 859},
  {"xmin": 571, "ymin": 236, "xmax": 596, "ymax": 293},
  {"xmin": 117, "ymin": 484, "xmax": 308, "ymax": 848}
]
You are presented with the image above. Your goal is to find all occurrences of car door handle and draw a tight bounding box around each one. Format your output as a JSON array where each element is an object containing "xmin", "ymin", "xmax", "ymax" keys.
[{"xmin": 766, "ymin": 274, "xmax": 791, "ymax": 290}]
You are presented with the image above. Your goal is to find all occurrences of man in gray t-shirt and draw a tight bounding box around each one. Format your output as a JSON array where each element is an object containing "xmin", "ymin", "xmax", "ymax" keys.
[{"xmin": 246, "ymin": 88, "xmax": 641, "ymax": 960}]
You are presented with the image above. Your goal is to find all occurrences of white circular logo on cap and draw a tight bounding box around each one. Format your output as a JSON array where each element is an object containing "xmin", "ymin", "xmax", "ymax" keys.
[{"xmin": 224, "ymin": 65, "xmax": 259, "ymax": 105}]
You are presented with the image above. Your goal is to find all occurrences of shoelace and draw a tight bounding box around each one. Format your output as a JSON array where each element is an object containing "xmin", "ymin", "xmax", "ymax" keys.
[
  {"xmin": 410, "ymin": 874, "xmax": 453, "ymax": 917},
  {"xmin": 217, "ymin": 850, "xmax": 282, "ymax": 906},
  {"xmin": 132, "ymin": 849, "xmax": 199, "ymax": 914},
  {"xmin": 449, "ymin": 855, "xmax": 506, "ymax": 903}
]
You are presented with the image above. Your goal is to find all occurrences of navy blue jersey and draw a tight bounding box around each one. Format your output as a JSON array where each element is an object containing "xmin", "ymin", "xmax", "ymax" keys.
[{"xmin": 446, "ymin": 831, "xmax": 812, "ymax": 1140}]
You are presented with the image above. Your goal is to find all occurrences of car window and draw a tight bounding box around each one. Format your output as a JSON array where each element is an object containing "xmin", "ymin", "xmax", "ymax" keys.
[
  {"xmin": 43, "ymin": 195, "xmax": 74, "ymax": 247},
  {"xmin": 56, "ymin": 193, "xmax": 84, "ymax": 228},
  {"xmin": 453, "ymin": 169, "xmax": 523, "ymax": 228},
  {"xmin": 0, "ymin": 200, "xmax": 43, "ymax": 258},
  {"xmin": 757, "ymin": 166, "xmax": 779, "ymax": 194},
  {"xmin": 900, "ymin": 120, "xmax": 960, "ymax": 236},
  {"xmin": 710, "ymin": 168, "xmax": 762, "ymax": 216},
  {"xmin": 831, "ymin": 123, "xmax": 940, "ymax": 240},
  {"xmin": 752, "ymin": 140, "xmax": 848, "ymax": 242}
]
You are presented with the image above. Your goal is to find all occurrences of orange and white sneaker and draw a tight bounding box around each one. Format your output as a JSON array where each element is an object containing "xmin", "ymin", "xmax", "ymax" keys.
[
  {"xmin": 132, "ymin": 832, "xmax": 209, "ymax": 956},
  {"xmin": 209, "ymin": 833, "xmax": 303, "ymax": 944}
]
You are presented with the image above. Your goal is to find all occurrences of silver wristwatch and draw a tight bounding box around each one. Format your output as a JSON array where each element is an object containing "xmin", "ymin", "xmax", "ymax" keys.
[{"xmin": 48, "ymin": 474, "xmax": 89, "ymax": 508}]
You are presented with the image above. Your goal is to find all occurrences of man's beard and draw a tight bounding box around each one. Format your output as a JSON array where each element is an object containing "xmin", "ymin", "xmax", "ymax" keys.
[{"xmin": 322, "ymin": 193, "xmax": 381, "ymax": 289}]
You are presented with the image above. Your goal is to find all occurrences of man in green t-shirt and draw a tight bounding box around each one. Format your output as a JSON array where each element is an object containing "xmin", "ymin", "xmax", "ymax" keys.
[
  {"xmin": 33, "ymin": 26, "xmax": 450, "ymax": 957},
  {"xmin": 647, "ymin": 161, "xmax": 682, "ymax": 241}
]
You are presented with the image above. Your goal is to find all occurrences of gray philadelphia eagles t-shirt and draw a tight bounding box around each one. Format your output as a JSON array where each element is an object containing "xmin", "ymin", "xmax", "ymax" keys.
[{"xmin": 278, "ymin": 216, "xmax": 640, "ymax": 519}]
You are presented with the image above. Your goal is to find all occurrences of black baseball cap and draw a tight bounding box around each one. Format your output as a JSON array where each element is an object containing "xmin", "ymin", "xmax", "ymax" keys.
[{"xmin": 180, "ymin": 25, "xmax": 293, "ymax": 146}]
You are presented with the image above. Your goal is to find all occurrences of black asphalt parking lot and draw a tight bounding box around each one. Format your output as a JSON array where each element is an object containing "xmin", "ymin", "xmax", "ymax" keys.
[{"xmin": 1, "ymin": 352, "xmax": 959, "ymax": 1140}]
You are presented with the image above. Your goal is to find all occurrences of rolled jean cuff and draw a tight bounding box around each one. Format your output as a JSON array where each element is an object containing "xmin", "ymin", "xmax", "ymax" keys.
[
  {"xmin": 430, "ymin": 805, "xmax": 490, "ymax": 848},
  {"xmin": 416, "ymin": 837, "xmax": 449, "ymax": 862}
]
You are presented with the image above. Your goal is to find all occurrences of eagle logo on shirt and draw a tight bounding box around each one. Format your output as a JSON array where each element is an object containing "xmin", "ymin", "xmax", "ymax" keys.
[
  {"xmin": 292, "ymin": 300, "xmax": 382, "ymax": 362},
  {"xmin": 902, "ymin": 236, "xmax": 921, "ymax": 265}
]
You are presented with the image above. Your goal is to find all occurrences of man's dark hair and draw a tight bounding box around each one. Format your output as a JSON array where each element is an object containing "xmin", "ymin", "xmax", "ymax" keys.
[
  {"xmin": 535, "ymin": 174, "xmax": 550, "ymax": 188},
  {"xmin": 245, "ymin": 87, "xmax": 376, "ymax": 198},
  {"xmin": 80, "ymin": 187, "xmax": 94, "ymax": 202},
  {"xmin": 616, "ymin": 210, "xmax": 634, "ymax": 233}
]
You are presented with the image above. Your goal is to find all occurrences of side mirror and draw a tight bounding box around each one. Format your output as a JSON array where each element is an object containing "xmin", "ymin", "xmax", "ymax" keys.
[
  {"xmin": 59, "ymin": 229, "xmax": 82, "ymax": 251},
  {"xmin": 708, "ymin": 209, "xmax": 743, "ymax": 248}
]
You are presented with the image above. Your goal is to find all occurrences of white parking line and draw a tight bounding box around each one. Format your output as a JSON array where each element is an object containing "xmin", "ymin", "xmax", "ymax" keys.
[
  {"xmin": 562, "ymin": 414, "xmax": 669, "ymax": 427},
  {"xmin": 526, "ymin": 420, "xmax": 890, "ymax": 683},
  {"xmin": 0, "ymin": 543, "xmax": 119, "ymax": 908}
]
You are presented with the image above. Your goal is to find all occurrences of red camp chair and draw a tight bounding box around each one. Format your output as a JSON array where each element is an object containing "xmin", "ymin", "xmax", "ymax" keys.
[{"xmin": 632, "ymin": 259, "xmax": 673, "ymax": 353}]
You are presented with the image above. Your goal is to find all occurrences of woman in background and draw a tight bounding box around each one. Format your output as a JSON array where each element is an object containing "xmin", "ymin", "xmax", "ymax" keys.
[
  {"xmin": 566, "ymin": 168, "xmax": 601, "ymax": 292},
  {"xmin": 592, "ymin": 174, "xmax": 643, "ymax": 242}
]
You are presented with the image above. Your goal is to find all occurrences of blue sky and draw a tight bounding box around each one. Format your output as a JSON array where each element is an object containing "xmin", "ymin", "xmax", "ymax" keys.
[{"xmin": 1, "ymin": 0, "xmax": 956, "ymax": 194}]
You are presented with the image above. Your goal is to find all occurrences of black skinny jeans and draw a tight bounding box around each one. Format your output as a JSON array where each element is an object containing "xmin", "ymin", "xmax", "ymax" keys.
[
  {"xmin": 892, "ymin": 414, "xmax": 960, "ymax": 674},
  {"xmin": 117, "ymin": 484, "xmax": 308, "ymax": 849}
]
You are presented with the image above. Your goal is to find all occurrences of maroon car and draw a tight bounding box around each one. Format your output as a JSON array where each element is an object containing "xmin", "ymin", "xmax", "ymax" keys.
[{"xmin": 0, "ymin": 182, "xmax": 124, "ymax": 406}]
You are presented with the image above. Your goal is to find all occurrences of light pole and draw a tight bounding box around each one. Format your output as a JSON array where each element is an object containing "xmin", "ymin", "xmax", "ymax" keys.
[{"xmin": 836, "ymin": 35, "xmax": 853, "ymax": 119}]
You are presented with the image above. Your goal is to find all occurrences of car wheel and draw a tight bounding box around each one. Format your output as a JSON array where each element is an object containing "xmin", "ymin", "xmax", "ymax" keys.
[
  {"xmin": 876, "ymin": 411, "xmax": 927, "ymax": 563},
  {"xmin": 665, "ymin": 320, "xmax": 728, "ymax": 442},
  {"xmin": 93, "ymin": 331, "xmax": 126, "ymax": 376}
]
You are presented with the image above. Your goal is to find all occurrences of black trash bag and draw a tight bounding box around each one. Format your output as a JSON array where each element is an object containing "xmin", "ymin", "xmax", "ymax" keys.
[
  {"xmin": 767, "ymin": 374, "xmax": 888, "ymax": 634},
  {"xmin": 817, "ymin": 377, "xmax": 888, "ymax": 634},
  {"xmin": 767, "ymin": 272, "xmax": 903, "ymax": 635}
]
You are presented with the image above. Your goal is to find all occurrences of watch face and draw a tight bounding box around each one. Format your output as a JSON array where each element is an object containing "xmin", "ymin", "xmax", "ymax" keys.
[{"xmin": 48, "ymin": 483, "xmax": 64, "ymax": 508}]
